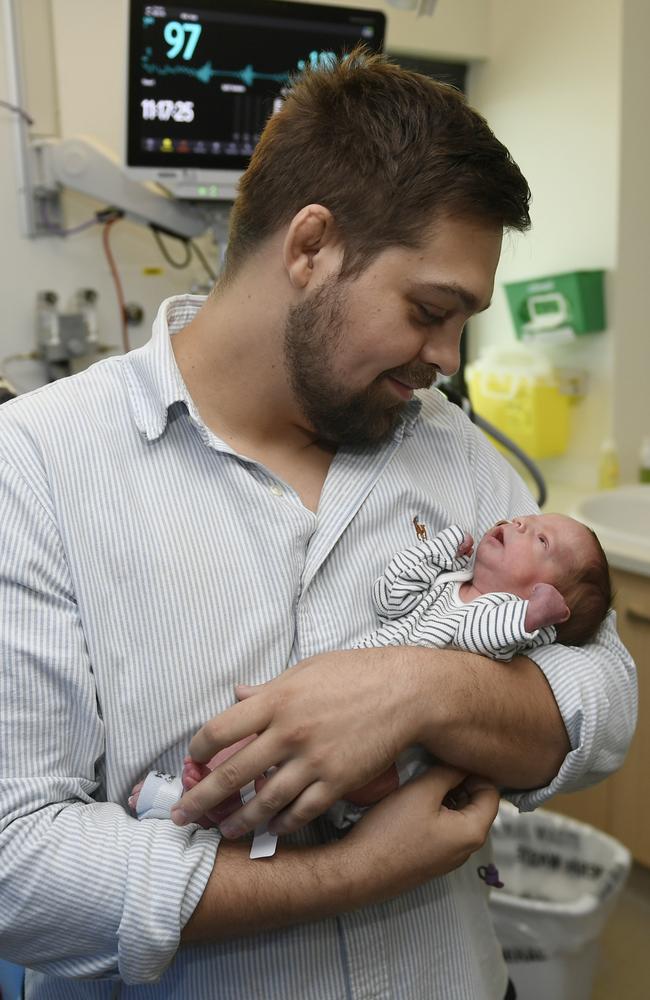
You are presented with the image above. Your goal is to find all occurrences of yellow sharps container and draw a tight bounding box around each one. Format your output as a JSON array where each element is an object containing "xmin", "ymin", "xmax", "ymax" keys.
[{"xmin": 465, "ymin": 347, "xmax": 570, "ymax": 459}]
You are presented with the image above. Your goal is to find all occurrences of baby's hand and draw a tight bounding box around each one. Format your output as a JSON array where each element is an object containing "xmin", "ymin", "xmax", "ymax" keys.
[
  {"xmin": 525, "ymin": 582, "xmax": 571, "ymax": 632},
  {"xmin": 457, "ymin": 532, "xmax": 474, "ymax": 558}
]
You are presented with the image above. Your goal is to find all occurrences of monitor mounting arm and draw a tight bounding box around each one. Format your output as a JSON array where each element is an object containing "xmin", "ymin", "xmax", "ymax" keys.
[{"xmin": 29, "ymin": 136, "xmax": 208, "ymax": 240}]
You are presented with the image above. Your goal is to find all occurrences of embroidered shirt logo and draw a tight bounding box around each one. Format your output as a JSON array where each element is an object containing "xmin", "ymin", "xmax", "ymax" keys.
[{"xmin": 413, "ymin": 515, "xmax": 428, "ymax": 541}]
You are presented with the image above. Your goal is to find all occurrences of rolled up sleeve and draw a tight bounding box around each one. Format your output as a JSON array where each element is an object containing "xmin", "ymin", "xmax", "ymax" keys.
[
  {"xmin": 0, "ymin": 458, "xmax": 218, "ymax": 984},
  {"xmin": 504, "ymin": 609, "xmax": 638, "ymax": 811}
]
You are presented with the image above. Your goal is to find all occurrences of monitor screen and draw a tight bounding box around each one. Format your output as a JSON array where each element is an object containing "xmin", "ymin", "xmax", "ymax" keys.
[{"xmin": 126, "ymin": 1, "xmax": 386, "ymax": 200}]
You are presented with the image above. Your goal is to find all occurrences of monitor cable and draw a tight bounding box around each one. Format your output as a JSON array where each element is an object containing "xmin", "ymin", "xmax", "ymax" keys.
[{"xmin": 437, "ymin": 383, "xmax": 547, "ymax": 509}]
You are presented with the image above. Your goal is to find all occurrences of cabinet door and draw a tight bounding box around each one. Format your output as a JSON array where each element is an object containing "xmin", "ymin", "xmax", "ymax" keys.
[
  {"xmin": 545, "ymin": 780, "xmax": 611, "ymax": 833},
  {"xmin": 608, "ymin": 569, "xmax": 650, "ymax": 865},
  {"xmin": 543, "ymin": 568, "xmax": 649, "ymax": 866}
]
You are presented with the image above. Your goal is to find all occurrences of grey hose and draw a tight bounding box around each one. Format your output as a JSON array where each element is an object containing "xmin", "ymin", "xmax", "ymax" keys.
[{"xmin": 472, "ymin": 411, "xmax": 547, "ymax": 508}]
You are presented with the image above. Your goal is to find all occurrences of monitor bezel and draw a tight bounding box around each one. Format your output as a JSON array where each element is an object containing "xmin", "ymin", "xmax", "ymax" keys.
[{"xmin": 125, "ymin": 0, "xmax": 386, "ymax": 199}]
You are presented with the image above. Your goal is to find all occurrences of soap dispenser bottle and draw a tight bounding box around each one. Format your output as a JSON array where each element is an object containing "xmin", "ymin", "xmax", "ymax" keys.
[
  {"xmin": 598, "ymin": 438, "xmax": 620, "ymax": 490},
  {"xmin": 639, "ymin": 436, "xmax": 650, "ymax": 483}
]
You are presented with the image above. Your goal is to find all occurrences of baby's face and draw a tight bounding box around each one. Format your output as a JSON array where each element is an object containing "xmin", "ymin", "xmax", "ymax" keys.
[{"xmin": 472, "ymin": 513, "xmax": 593, "ymax": 598}]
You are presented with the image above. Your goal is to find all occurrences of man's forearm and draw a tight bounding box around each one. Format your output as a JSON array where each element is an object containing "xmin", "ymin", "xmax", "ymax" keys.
[
  {"xmin": 182, "ymin": 839, "xmax": 356, "ymax": 942},
  {"xmin": 407, "ymin": 647, "xmax": 569, "ymax": 789}
]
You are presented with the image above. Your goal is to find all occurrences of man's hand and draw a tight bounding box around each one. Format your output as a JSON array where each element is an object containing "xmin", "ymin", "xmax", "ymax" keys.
[
  {"xmin": 172, "ymin": 648, "xmax": 422, "ymax": 836},
  {"xmin": 181, "ymin": 738, "xmax": 398, "ymax": 824},
  {"xmin": 182, "ymin": 765, "xmax": 500, "ymax": 942},
  {"xmin": 346, "ymin": 768, "xmax": 500, "ymax": 894}
]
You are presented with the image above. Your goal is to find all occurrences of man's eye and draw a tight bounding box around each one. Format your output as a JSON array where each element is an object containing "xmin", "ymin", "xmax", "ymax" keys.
[{"xmin": 417, "ymin": 305, "xmax": 446, "ymax": 325}]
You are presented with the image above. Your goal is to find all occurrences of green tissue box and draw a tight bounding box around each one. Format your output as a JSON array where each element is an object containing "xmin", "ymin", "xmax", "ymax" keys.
[{"xmin": 504, "ymin": 270, "xmax": 606, "ymax": 342}]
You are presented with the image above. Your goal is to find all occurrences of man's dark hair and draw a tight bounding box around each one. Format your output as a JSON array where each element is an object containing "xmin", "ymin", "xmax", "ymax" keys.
[
  {"xmin": 222, "ymin": 46, "xmax": 531, "ymax": 281},
  {"xmin": 556, "ymin": 530, "xmax": 613, "ymax": 646}
]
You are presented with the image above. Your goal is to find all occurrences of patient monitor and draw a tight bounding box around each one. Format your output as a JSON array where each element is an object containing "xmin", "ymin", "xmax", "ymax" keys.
[{"xmin": 125, "ymin": 0, "xmax": 386, "ymax": 201}]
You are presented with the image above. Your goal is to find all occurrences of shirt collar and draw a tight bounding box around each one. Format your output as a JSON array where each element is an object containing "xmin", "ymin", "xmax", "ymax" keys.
[{"xmin": 122, "ymin": 294, "xmax": 206, "ymax": 441}]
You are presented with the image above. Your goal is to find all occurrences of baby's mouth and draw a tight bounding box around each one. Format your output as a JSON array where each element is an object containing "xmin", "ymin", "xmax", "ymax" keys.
[{"xmin": 492, "ymin": 524, "xmax": 506, "ymax": 544}]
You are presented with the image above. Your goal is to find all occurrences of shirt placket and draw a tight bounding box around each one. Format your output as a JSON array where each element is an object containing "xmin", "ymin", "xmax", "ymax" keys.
[{"xmin": 338, "ymin": 909, "xmax": 392, "ymax": 1000}]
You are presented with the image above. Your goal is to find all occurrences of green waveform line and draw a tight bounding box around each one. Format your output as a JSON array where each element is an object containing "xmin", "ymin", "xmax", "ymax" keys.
[{"xmin": 141, "ymin": 53, "xmax": 290, "ymax": 88}]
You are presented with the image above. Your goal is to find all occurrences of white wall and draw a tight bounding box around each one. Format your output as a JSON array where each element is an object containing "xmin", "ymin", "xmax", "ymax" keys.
[
  {"xmin": 468, "ymin": 0, "xmax": 623, "ymax": 489},
  {"xmin": 612, "ymin": 0, "xmax": 650, "ymax": 480},
  {"xmin": 291, "ymin": 0, "xmax": 490, "ymax": 60}
]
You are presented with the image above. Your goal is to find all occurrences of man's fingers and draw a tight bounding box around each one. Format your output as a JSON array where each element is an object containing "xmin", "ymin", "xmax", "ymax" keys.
[
  {"xmin": 429, "ymin": 766, "xmax": 468, "ymax": 799},
  {"xmin": 208, "ymin": 734, "xmax": 258, "ymax": 769},
  {"xmin": 234, "ymin": 683, "xmax": 262, "ymax": 700},
  {"xmin": 455, "ymin": 776, "xmax": 500, "ymax": 827},
  {"xmin": 187, "ymin": 698, "xmax": 271, "ymax": 763},
  {"xmin": 216, "ymin": 763, "xmax": 319, "ymax": 838},
  {"xmin": 405, "ymin": 768, "xmax": 499, "ymax": 849},
  {"xmin": 172, "ymin": 732, "xmax": 281, "ymax": 825},
  {"xmin": 438, "ymin": 774, "xmax": 500, "ymax": 856},
  {"xmin": 266, "ymin": 780, "xmax": 335, "ymax": 835}
]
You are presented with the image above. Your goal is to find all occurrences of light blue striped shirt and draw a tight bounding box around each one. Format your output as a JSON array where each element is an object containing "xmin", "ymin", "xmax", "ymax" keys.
[{"xmin": 0, "ymin": 295, "xmax": 637, "ymax": 999}]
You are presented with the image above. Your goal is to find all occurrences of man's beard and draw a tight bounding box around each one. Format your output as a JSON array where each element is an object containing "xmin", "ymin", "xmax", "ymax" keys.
[{"xmin": 283, "ymin": 276, "xmax": 436, "ymax": 446}]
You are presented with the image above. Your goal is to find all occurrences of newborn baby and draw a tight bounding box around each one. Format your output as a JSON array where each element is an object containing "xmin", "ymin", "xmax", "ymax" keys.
[{"xmin": 131, "ymin": 514, "xmax": 611, "ymax": 844}]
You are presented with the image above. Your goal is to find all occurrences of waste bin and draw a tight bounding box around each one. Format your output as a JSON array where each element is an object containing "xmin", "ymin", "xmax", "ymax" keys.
[
  {"xmin": 488, "ymin": 802, "xmax": 631, "ymax": 1000},
  {"xmin": 465, "ymin": 346, "xmax": 571, "ymax": 459}
]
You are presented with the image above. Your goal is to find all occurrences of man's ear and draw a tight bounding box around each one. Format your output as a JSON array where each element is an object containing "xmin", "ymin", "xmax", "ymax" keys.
[{"xmin": 283, "ymin": 204, "xmax": 341, "ymax": 288}]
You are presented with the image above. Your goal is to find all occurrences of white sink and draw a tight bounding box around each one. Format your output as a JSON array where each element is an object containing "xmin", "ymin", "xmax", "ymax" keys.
[{"xmin": 573, "ymin": 484, "xmax": 650, "ymax": 576}]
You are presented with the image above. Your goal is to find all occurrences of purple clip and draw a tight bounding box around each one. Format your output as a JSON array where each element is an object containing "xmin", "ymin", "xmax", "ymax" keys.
[{"xmin": 477, "ymin": 863, "xmax": 504, "ymax": 888}]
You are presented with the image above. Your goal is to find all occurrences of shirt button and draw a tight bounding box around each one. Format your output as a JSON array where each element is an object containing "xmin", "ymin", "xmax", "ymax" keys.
[{"xmin": 269, "ymin": 483, "xmax": 284, "ymax": 496}]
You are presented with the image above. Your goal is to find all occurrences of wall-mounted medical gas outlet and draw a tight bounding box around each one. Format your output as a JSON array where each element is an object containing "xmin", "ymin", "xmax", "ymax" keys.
[
  {"xmin": 0, "ymin": 374, "xmax": 17, "ymax": 404},
  {"xmin": 36, "ymin": 289, "xmax": 105, "ymax": 380},
  {"xmin": 124, "ymin": 303, "xmax": 145, "ymax": 327}
]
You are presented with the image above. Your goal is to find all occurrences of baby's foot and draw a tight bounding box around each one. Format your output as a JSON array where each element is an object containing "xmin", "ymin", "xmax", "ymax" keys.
[
  {"xmin": 130, "ymin": 736, "xmax": 270, "ymax": 831},
  {"xmin": 129, "ymin": 771, "xmax": 184, "ymax": 821},
  {"xmin": 181, "ymin": 756, "xmax": 245, "ymax": 827},
  {"xmin": 525, "ymin": 582, "xmax": 571, "ymax": 632},
  {"xmin": 345, "ymin": 763, "xmax": 400, "ymax": 807},
  {"xmin": 180, "ymin": 736, "xmax": 270, "ymax": 829},
  {"xmin": 128, "ymin": 779, "xmax": 145, "ymax": 813},
  {"xmin": 181, "ymin": 757, "xmax": 211, "ymax": 790}
]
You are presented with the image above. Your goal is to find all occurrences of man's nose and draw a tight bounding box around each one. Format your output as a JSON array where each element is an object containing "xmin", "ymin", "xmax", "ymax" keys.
[{"xmin": 418, "ymin": 322, "xmax": 464, "ymax": 377}]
